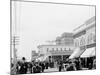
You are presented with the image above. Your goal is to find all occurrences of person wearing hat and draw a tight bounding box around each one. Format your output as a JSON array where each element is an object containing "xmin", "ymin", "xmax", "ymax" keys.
[{"xmin": 19, "ymin": 57, "xmax": 28, "ymax": 74}]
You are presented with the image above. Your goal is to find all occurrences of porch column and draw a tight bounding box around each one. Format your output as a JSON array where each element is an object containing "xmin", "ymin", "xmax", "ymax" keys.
[{"xmin": 61, "ymin": 55, "xmax": 63, "ymax": 61}]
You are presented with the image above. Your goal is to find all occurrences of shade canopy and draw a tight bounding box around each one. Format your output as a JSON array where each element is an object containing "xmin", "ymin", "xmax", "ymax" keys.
[
  {"xmin": 36, "ymin": 53, "xmax": 51, "ymax": 61},
  {"xmin": 81, "ymin": 47, "xmax": 95, "ymax": 58},
  {"xmin": 69, "ymin": 48, "xmax": 84, "ymax": 59},
  {"xmin": 90, "ymin": 48, "xmax": 96, "ymax": 56}
]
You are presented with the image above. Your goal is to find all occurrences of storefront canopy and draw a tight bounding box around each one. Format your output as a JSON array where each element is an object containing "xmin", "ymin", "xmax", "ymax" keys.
[
  {"xmin": 80, "ymin": 47, "xmax": 96, "ymax": 58},
  {"xmin": 36, "ymin": 53, "xmax": 51, "ymax": 61},
  {"xmin": 69, "ymin": 48, "xmax": 84, "ymax": 59},
  {"xmin": 90, "ymin": 48, "xmax": 96, "ymax": 56}
]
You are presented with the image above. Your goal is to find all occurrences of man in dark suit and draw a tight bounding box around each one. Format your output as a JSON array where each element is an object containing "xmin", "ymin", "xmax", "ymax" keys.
[{"xmin": 19, "ymin": 57, "xmax": 28, "ymax": 74}]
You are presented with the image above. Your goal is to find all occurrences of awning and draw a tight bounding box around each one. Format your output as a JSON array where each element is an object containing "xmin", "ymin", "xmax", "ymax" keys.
[
  {"xmin": 90, "ymin": 48, "xmax": 96, "ymax": 56},
  {"xmin": 81, "ymin": 47, "xmax": 96, "ymax": 58},
  {"xmin": 36, "ymin": 57, "xmax": 43, "ymax": 61},
  {"xmin": 36, "ymin": 53, "xmax": 51, "ymax": 61},
  {"xmin": 69, "ymin": 48, "xmax": 84, "ymax": 59}
]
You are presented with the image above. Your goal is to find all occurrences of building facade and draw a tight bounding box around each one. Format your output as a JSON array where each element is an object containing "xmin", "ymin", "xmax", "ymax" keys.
[
  {"xmin": 72, "ymin": 16, "xmax": 96, "ymax": 68},
  {"xmin": 55, "ymin": 32, "xmax": 74, "ymax": 46},
  {"xmin": 73, "ymin": 16, "xmax": 96, "ymax": 56},
  {"xmin": 31, "ymin": 51, "xmax": 39, "ymax": 61},
  {"xmin": 37, "ymin": 45, "xmax": 74, "ymax": 62}
]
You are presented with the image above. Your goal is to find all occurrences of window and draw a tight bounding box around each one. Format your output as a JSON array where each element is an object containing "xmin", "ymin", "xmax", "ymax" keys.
[
  {"xmin": 87, "ymin": 35, "xmax": 90, "ymax": 44},
  {"xmin": 75, "ymin": 41, "xmax": 77, "ymax": 47},
  {"xmin": 90, "ymin": 33, "xmax": 93, "ymax": 43},
  {"xmin": 80, "ymin": 37, "xmax": 85, "ymax": 46},
  {"xmin": 52, "ymin": 48, "xmax": 54, "ymax": 51},
  {"xmin": 75, "ymin": 39, "xmax": 79, "ymax": 47},
  {"xmin": 93, "ymin": 34, "xmax": 96, "ymax": 42},
  {"xmin": 64, "ymin": 48, "xmax": 66, "ymax": 50},
  {"xmin": 69, "ymin": 48, "xmax": 71, "ymax": 51},
  {"xmin": 87, "ymin": 33, "xmax": 94, "ymax": 44},
  {"xmin": 56, "ymin": 48, "xmax": 58, "ymax": 51},
  {"xmin": 47, "ymin": 48, "xmax": 49, "ymax": 52},
  {"xmin": 77, "ymin": 40, "xmax": 79, "ymax": 47},
  {"xmin": 60, "ymin": 48, "xmax": 62, "ymax": 51}
]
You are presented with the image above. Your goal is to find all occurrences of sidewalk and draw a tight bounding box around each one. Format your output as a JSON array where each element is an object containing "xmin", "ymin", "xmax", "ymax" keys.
[{"xmin": 44, "ymin": 68, "xmax": 59, "ymax": 73}]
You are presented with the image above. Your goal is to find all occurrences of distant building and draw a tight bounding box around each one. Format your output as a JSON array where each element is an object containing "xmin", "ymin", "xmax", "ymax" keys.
[
  {"xmin": 55, "ymin": 32, "xmax": 74, "ymax": 46},
  {"xmin": 37, "ymin": 45, "xmax": 74, "ymax": 62},
  {"xmin": 31, "ymin": 51, "xmax": 39, "ymax": 61},
  {"xmin": 37, "ymin": 32, "xmax": 74, "ymax": 62}
]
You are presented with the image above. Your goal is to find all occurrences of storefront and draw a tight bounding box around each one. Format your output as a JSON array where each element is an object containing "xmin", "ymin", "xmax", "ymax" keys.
[
  {"xmin": 71, "ymin": 16, "xmax": 96, "ymax": 70},
  {"xmin": 81, "ymin": 47, "xmax": 95, "ymax": 58},
  {"xmin": 48, "ymin": 50, "xmax": 73, "ymax": 62},
  {"xmin": 69, "ymin": 46, "xmax": 86, "ymax": 59},
  {"xmin": 80, "ymin": 43, "xmax": 96, "ymax": 69}
]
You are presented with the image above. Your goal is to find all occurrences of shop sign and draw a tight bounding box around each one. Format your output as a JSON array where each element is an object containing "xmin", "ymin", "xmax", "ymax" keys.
[{"xmin": 86, "ymin": 43, "xmax": 96, "ymax": 48}]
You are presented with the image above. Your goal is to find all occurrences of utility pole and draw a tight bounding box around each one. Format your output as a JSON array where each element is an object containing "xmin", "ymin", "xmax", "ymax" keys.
[
  {"xmin": 12, "ymin": 36, "xmax": 19, "ymax": 74},
  {"xmin": 11, "ymin": 0, "xmax": 20, "ymax": 74}
]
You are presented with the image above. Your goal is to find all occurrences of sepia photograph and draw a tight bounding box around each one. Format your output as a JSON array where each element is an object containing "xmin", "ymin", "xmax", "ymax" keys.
[{"xmin": 11, "ymin": 0, "xmax": 96, "ymax": 75}]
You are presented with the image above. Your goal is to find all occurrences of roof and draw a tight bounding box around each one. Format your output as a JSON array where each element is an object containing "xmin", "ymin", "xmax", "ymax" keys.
[
  {"xmin": 85, "ymin": 16, "xmax": 96, "ymax": 25},
  {"xmin": 73, "ymin": 16, "xmax": 95, "ymax": 33}
]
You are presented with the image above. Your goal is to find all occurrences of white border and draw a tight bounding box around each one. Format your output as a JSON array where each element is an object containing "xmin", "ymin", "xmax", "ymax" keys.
[{"xmin": 0, "ymin": 0, "xmax": 99, "ymax": 75}]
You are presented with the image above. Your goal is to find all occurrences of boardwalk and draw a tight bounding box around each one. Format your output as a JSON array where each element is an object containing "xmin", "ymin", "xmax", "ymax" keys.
[{"xmin": 44, "ymin": 68, "xmax": 59, "ymax": 73}]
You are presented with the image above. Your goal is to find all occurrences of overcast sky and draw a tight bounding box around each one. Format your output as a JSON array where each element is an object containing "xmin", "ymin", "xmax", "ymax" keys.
[{"xmin": 12, "ymin": 1, "xmax": 95, "ymax": 60}]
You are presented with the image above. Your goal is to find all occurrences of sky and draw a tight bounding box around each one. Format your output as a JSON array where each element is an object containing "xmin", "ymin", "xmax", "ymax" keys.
[{"xmin": 12, "ymin": 1, "xmax": 95, "ymax": 60}]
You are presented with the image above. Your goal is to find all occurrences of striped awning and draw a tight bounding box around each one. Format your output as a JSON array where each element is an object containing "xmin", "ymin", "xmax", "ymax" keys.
[
  {"xmin": 81, "ymin": 47, "xmax": 96, "ymax": 58},
  {"xmin": 69, "ymin": 48, "xmax": 84, "ymax": 59}
]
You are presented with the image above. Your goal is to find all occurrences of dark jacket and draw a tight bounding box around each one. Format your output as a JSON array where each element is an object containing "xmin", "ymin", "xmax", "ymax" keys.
[{"xmin": 19, "ymin": 62, "xmax": 28, "ymax": 74}]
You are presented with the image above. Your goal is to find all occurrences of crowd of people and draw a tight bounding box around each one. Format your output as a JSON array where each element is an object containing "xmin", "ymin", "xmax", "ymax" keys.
[
  {"xmin": 11, "ymin": 57, "xmax": 54, "ymax": 74},
  {"xmin": 57, "ymin": 57, "xmax": 96, "ymax": 71},
  {"xmin": 11, "ymin": 57, "xmax": 96, "ymax": 74}
]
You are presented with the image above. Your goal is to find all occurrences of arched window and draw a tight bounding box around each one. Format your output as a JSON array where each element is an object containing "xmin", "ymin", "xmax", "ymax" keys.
[
  {"xmin": 87, "ymin": 33, "xmax": 94, "ymax": 44},
  {"xmin": 80, "ymin": 37, "xmax": 85, "ymax": 46},
  {"xmin": 74, "ymin": 39, "xmax": 79, "ymax": 47},
  {"xmin": 56, "ymin": 48, "xmax": 58, "ymax": 51},
  {"xmin": 52, "ymin": 48, "xmax": 54, "ymax": 51},
  {"xmin": 47, "ymin": 48, "xmax": 49, "ymax": 52}
]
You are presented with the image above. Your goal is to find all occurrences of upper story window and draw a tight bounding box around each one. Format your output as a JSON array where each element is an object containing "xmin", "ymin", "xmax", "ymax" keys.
[
  {"xmin": 75, "ymin": 41, "xmax": 77, "ymax": 47},
  {"xmin": 80, "ymin": 37, "xmax": 85, "ymax": 46},
  {"xmin": 47, "ymin": 48, "xmax": 49, "ymax": 52},
  {"xmin": 52, "ymin": 48, "xmax": 54, "ymax": 51},
  {"xmin": 64, "ymin": 48, "xmax": 66, "ymax": 50},
  {"xmin": 60, "ymin": 48, "xmax": 62, "ymax": 51},
  {"xmin": 38, "ymin": 50, "xmax": 40, "ymax": 53},
  {"xmin": 56, "ymin": 48, "xmax": 58, "ymax": 51},
  {"xmin": 87, "ymin": 35, "xmax": 90, "ymax": 45},
  {"xmin": 69, "ymin": 48, "xmax": 71, "ymax": 51},
  {"xmin": 93, "ymin": 34, "xmax": 96, "ymax": 42},
  {"xmin": 90, "ymin": 33, "xmax": 93, "ymax": 42},
  {"xmin": 87, "ymin": 33, "xmax": 94, "ymax": 45},
  {"xmin": 75, "ymin": 39, "xmax": 79, "ymax": 47}
]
